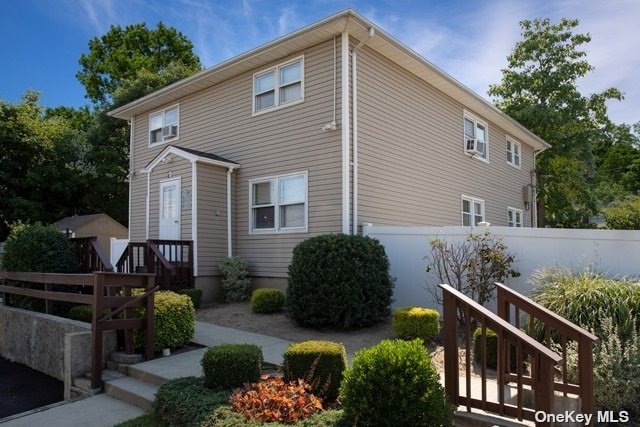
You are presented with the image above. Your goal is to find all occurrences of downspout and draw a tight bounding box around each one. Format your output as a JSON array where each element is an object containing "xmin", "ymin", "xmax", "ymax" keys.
[
  {"xmin": 226, "ymin": 168, "xmax": 233, "ymax": 257},
  {"xmin": 351, "ymin": 28, "xmax": 375, "ymax": 235},
  {"xmin": 128, "ymin": 117, "xmax": 134, "ymax": 240},
  {"xmin": 341, "ymin": 32, "xmax": 350, "ymax": 234}
]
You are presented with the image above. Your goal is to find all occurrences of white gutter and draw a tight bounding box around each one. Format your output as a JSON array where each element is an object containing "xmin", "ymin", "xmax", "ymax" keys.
[
  {"xmin": 128, "ymin": 118, "xmax": 134, "ymax": 240},
  {"xmin": 341, "ymin": 32, "xmax": 351, "ymax": 234},
  {"xmin": 192, "ymin": 162, "xmax": 198, "ymax": 275},
  {"xmin": 351, "ymin": 28, "xmax": 374, "ymax": 235},
  {"xmin": 226, "ymin": 168, "xmax": 233, "ymax": 257},
  {"xmin": 145, "ymin": 171, "xmax": 150, "ymax": 240}
]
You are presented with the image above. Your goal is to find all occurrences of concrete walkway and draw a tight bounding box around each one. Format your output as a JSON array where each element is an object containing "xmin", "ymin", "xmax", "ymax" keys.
[{"xmin": 1, "ymin": 322, "xmax": 292, "ymax": 426}]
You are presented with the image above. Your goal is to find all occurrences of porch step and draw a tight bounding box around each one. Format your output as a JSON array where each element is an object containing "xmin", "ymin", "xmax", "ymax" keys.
[
  {"xmin": 104, "ymin": 376, "xmax": 159, "ymax": 411},
  {"xmin": 73, "ymin": 369, "xmax": 126, "ymax": 395},
  {"xmin": 454, "ymin": 409, "xmax": 533, "ymax": 427}
]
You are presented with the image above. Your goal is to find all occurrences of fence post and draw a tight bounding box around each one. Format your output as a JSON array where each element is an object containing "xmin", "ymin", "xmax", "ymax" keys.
[
  {"xmin": 442, "ymin": 287, "xmax": 459, "ymax": 406},
  {"xmin": 579, "ymin": 336, "xmax": 595, "ymax": 425},
  {"xmin": 144, "ymin": 274, "xmax": 155, "ymax": 361},
  {"xmin": 91, "ymin": 272, "xmax": 105, "ymax": 390},
  {"xmin": 536, "ymin": 356, "xmax": 554, "ymax": 427}
]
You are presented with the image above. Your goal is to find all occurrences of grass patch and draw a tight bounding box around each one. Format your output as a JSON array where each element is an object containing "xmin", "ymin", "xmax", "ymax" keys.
[{"xmin": 153, "ymin": 377, "xmax": 230, "ymax": 425}]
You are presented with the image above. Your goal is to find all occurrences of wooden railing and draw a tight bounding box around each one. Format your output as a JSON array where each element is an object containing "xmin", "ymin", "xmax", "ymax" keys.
[
  {"xmin": 115, "ymin": 240, "xmax": 194, "ymax": 290},
  {"xmin": 0, "ymin": 271, "xmax": 156, "ymax": 389},
  {"xmin": 439, "ymin": 284, "xmax": 563, "ymax": 426},
  {"xmin": 496, "ymin": 282, "xmax": 599, "ymax": 419},
  {"xmin": 71, "ymin": 237, "xmax": 114, "ymax": 273}
]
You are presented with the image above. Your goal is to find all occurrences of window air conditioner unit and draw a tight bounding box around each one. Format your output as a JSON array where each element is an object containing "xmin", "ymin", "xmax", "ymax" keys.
[
  {"xmin": 162, "ymin": 125, "xmax": 178, "ymax": 139},
  {"xmin": 465, "ymin": 138, "xmax": 479, "ymax": 155}
]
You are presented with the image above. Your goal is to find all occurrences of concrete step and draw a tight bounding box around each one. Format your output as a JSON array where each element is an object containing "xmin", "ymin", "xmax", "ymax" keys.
[{"xmin": 104, "ymin": 376, "xmax": 159, "ymax": 411}]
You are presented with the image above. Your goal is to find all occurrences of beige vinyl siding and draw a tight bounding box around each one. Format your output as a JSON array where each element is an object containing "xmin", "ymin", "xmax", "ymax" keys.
[
  {"xmin": 356, "ymin": 45, "xmax": 533, "ymax": 228},
  {"xmin": 148, "ymin": 157, "xmax": 192, "ymax": 240},
  {"xmin": 128, "ymin": 38, "xmax": 343, "ymax": 277},
  {"xmin": 197, "ymin": 164, "xmax": 229, "ymax": 275}
]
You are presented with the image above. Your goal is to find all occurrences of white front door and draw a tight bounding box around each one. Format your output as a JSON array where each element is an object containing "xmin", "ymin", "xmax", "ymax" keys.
[{"xmin": 159, "ymin": 179, "xmax": 181, "ymax": 240}]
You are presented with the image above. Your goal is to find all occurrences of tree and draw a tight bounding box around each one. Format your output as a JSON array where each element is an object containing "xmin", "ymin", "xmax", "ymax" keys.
[
  {"xmin": 602, "ymin": 196, "xmax": 640, "ymax": 230},
  {"xmin": 0, "ymin": 92, "xmax": 92, "ymax": 239},
  {"xmin": 77, "ymin": 22, "xmax": 201, "ymax": 105},
  {"xmin": 489, "ymin": 18, "xmax": 622, "ymax": 228}
]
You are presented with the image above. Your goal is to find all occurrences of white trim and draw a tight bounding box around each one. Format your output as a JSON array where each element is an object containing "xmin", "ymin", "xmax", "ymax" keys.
[
  {"xmin": 341, "ymin": 32, "xmax": 351, "ymax": 234},
  {"xmin": 227, "ymin": 168, "xmax": 233, "ymax": 257},
  {"xmin": 128, "ymin": 117, "xmax": 134, "ymax": 240},
  {"xmin": 463, "ymin": 110, "xmax": 489, "ymax": 163},
  {"xmin": 158, "ymin": 176, "xmax": 182, "ymax": 240},
  {"xmin": 248, "ymin": 171, "xmax": 308, "ymax": 234},
  {"xmin": 251, "ymin": 56, "xmax": 305, "ymax": 116},
  {"xmin": 506, "ymin": 136, "xmax": 522, "ymax": 169},
  {"xmin": 148, "ymin": 104, "xmax": 180, "ymax": 147},
  {"xmin": 144, "ymin": 145, "xmax": 239, "ymax": 173},
  {"xmin": 191, "ymin": 162, "xmax": 198, "ymax": 276},
  {"xmin": 507, "ymin": 206, "xmax": 524, "ymax": 228},
  {"xmin": 461, "ymin": 194, "xmax": 485, "ymax": 226},
  {"xmin": 145, "ymin": 172, "xmax": 150, "ymax": 239}
]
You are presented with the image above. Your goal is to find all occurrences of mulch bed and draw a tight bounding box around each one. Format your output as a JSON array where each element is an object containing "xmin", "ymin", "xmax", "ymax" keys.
[{"xmin": 0, "ymin": 357, "xmax": 63, "ymax": 419}]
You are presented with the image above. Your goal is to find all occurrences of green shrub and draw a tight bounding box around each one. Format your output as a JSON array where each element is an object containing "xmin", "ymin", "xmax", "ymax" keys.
[
  {"xmin": 251, "ymin": 288, "xmax": 285, "ymax": 313},
  {"xmin": 114, "ymin": 413, "xmax": 167, "ymax": 427},
  {"xmin": 530, "ymin": 267, "xmax": 640, "ymax": 338},
  {"xmin": 283, "ymin": 340, "xmax": 347, "ymax": 401},
  {"xmin": 176, "ymin": 288, "xmax": 203, "ymax": 309},
  {"xmin": 203, "ymin": 406, "xmax": 346, "ymax": 427},
  {"xmin": 153, "ymin": 377, "xmax": 229, "ymax": 426},
  {"xmin": 392, "ymin": 306, "xmax": 440, "ymax": 343},
  {"xmin": 603, "ymin": 196, "xmax": 640, "ymax": 230},
  {"xmin": 472, "ymin": 327, "xmax": 522, "ymax": 370},
  {"xmin": 201, "ymin": 343, "xmax": 262, "ymax": 389},
  {"xmin": 134, "ymin": 290, "xmax": 195, "ymax": 351},
  {"xmin": 219, "ymin": 256, "xmax": 251, "ymax": 302},
  {"xmin": 68, "ymin": 305, "xmax": 93, "ymax": 323},
  {"xmin": 340, "ymin": 339, "xmax": 453, "ymax": 426},
  {"xmin": 287, "ymin": 234, "xmax": 395, "ymax": 328},
  {"xmin": 2, "ymin": 222, "xmax": 77, "ymax": 314}
]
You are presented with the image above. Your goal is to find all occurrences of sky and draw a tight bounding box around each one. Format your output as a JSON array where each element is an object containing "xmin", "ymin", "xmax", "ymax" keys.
[{"xmin": 1, "ymin": 0, "xmax": 638, "ymax": 125}]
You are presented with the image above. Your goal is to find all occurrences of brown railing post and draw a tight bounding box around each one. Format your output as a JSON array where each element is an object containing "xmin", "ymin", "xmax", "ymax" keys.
[
  {"xmin": 579, "ymin": 336, "xmax": 595, "ymax": 424},
  {"xmin": 442, "ymin": 287, "xmax": 459, "ymax": 407},
  {"xmin": 44, "ymin": 281, "xmax": 52, "ymax": 314},
  {"xmin": 536, "ymin": 355, "xmax": 555, "ymax": 427},
  {"xmin": 145, "ymin": 274, "xmax": 155, "ymax": 361},
  {"xmin": 91, "ymin": 272, "xmax": 105, "ymax": 390}
]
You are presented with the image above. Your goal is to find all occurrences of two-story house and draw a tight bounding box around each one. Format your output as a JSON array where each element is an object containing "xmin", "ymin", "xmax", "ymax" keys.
[{"xmin": 109, "ymin": 9, "xmax": 550, "ymax": 301}]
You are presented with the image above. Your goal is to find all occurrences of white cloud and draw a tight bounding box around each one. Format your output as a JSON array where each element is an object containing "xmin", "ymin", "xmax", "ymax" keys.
[{"xmin": 278, "ymin": 6, "xmax": 299, "ymax": 36}]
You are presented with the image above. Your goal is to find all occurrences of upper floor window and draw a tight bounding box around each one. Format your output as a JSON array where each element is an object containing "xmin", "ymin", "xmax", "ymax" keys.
[
  {"xmin": 508, "ymin": 207, "xmax": 523, "ymax": 227},
  {"xmin": 461, "ymin": 195, "xmax": 485, "ymax": 226},
  {"xmin": 506, "ymin": 137, "xmax": 521, "ymax": 168},
  {"xmin": 463, "ymin": 112, "xmax": 488, "ymax": 161},
  {"xmin": 250, "ymin": 172, "xmax": 307, "ymax": 233},
  {"xmin": 253, "ymin": 57, "xmax": 304, "ymax": 114},
  {"xmin": 149, "ymin": 106, "xmax": 179, "ymax": 145}
]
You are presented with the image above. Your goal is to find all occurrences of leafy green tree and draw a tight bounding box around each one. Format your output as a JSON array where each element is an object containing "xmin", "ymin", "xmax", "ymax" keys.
[
  {"xmin": 77, "ymin": 22, "xmax": 201, "ymax": 105},
  {"xmin": 0, "ymin": 92, "xmax": 92, "ymax": 239},
  {"xmin": 603, "ymin": 196, "xmax": 640, "ymax": 230},
  {"xmin": 489, "ymin": 18, "xmax": 622, "ymax": 228}
]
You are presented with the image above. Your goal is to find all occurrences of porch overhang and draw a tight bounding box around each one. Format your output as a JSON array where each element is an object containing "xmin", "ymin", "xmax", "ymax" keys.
[{"xmin": 143, "ymin": 145, "xmax": 239, "ymax": 174}]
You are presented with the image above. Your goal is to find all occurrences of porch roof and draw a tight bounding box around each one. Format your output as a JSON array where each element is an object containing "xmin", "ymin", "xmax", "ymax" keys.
[{"xmin": 144, "ymin": 145, "xmax": 239, "ymax": 173}]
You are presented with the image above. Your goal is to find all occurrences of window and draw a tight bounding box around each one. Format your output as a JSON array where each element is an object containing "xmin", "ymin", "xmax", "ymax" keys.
[
  {"xmin": 506, "ymin": 137, "xmax": 521, "ymax": 168},
  {"xmin": 463, "ymin": 112, "xmax": 488, "ymax": 161},
  {"xmin": 253, "ymin": 57, "xmax": 304, "ymax": 114},
  {"xmin": 250, "ymin": 172, "xmax": 307, "ymax": 232},
  {"xmin": 461, "ymin": 196, "xmax": 485, "ymax": 226},
  {"xmin": 508, "ymin": 207, "xmax": 523, "ymax": 227},
  {"xmin": 149, "ymin": 106, "xmax": 179, "ymax": 145}
]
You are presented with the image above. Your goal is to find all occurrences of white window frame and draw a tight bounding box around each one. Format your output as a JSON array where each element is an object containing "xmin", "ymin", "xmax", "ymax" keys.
[
  {"xmin": 461, "ymin": 195, "xmax": 485, "ymax": 226},
  {"xmin": 463, "ymin": 110, "xmax": 489, "ymax": 162},
  {"xmin": 506, "ymin": 136, "xmax": 522, "ymax": 169},
  {"xmin": 252, "ymin": 56, "xmax": 305, "ymax": 116},
  {"xmin": 149, "ymin": 104, "xmax": 180, "ymax": 147},
  {"xmin": 507, "ymin": 207, "xmax": 523, "ymax": 227},
  {"xmin": 249, "ymin": 171, "xmax": 308, "ymax": 234}
]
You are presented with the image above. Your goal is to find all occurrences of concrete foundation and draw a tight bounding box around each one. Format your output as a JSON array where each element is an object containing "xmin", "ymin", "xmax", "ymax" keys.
[
  {"xmin": 0, "ymin": 305, "xmax": 116, "ymax": 400},
  {"xmin": 194, "ymin": 275, "xmax": 288, "ymax": 304}
]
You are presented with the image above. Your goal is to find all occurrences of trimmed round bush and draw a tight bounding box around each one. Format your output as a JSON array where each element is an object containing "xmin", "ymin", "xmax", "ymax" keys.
[
  {"xmin": 392, "ymin": 306, "xmax": 440, "ymax": 343},
  {"xmin": 176, "ymin": 288, "xmax": 203, "ymax": 309},
  {"xmin": 287, "ymin": 234, "xmax": 395, "ymax": 328},
  {"xmin": 251, "ymin": 288, "xmax": 285, "ymax": 313},
  {"xmin": 134, "ymin": 290, "xmax": 195, "ymax": 352},
  {"xmin": 472, "ymin": 327, "xmax": 521, "ymax": 371},
  {"xmin": 201, "ymin": 343, "xmax": 263, "ymax": 389},
  {"xmin": 68, "ymin": 305, "xmax": 93, "ymax": 323},
  {"xmin": 283, "ymin": 340, "xmax": 347, "ymax": 401},
  {"xmin": 219, "ymin": 256, "xmax": 251, "ymax": 302},
  {"xmin": 340, "ymin": 339, "xmax": 453, "ymax": 426}
]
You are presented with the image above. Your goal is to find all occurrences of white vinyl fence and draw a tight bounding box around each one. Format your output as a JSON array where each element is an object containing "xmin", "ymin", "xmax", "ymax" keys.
[
  {"xmin": 363, "ymin": 224, "xmax": 640, "ymax": 311},
  {"xmin": 110, "ymin": 238, "xmax": 129, "ymax": 267}
]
